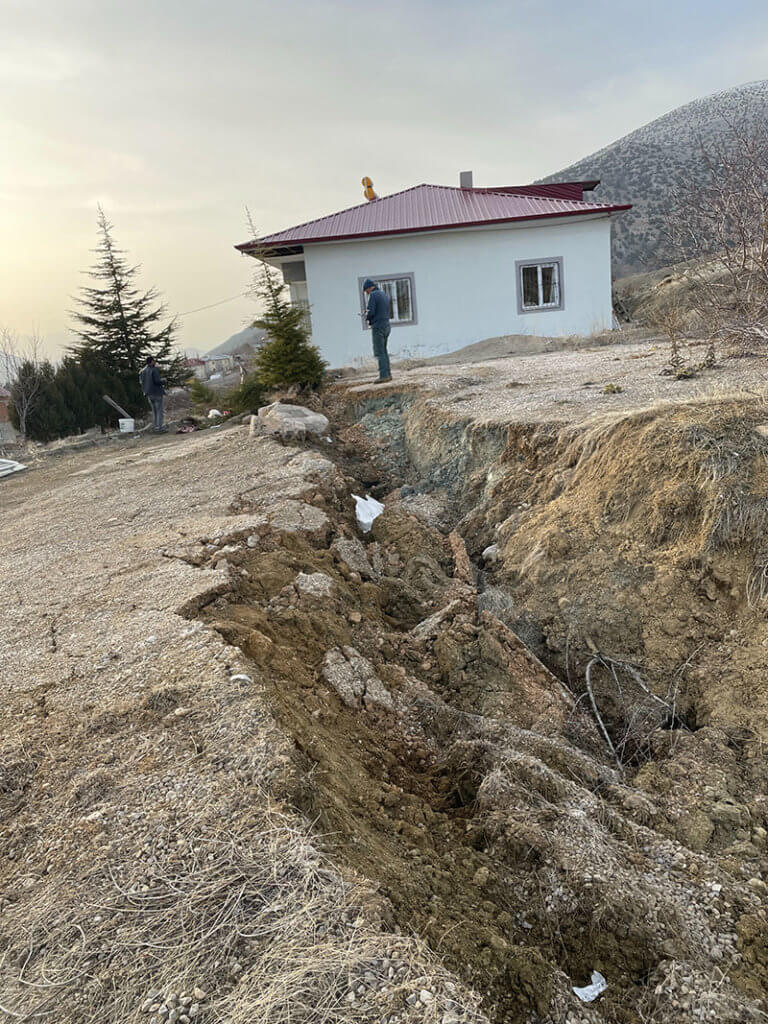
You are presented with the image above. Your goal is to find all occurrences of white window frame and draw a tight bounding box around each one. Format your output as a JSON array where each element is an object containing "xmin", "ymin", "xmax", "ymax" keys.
[
  {"xmin": 515, "ymin": 258, "xmax": 564, "ymax": 313},
  {"xmin": 358, "ymin": 273, "xmax": 418, "ymax": 329}
]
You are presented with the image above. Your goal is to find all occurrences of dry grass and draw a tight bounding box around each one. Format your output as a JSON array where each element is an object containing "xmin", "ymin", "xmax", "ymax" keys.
[{"xmin": 0, "ymin": 809, "xmax": 486, "ymax": 1024}]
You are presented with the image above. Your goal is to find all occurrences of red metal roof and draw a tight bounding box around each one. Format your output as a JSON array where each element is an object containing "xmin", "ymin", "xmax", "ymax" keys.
[{"xmin": 236, "ymin": 182, "xmax": 630, "ymax": 256}]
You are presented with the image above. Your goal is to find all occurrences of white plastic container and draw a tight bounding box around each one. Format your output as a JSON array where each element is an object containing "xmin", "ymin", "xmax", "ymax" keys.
[{"xmin": 118, "ymin": 418, "xmax": 135, "ymax": 433}]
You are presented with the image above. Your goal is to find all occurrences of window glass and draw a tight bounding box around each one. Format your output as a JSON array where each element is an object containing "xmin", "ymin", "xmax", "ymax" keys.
[
  {"xmin": 519, "ymin": 260, "xmax": 562, "ymax": 310},
  {"xmin": 522, "ymin": 265, "xmax": 539, "ymax": 307},
  {"xmin": 395, "ymin": 278, "xmax": 412, "ymax": 321},
  {"xmin": 366, "ymin": 276, "xmax": 414, "ymax": 323},
  {"xmin": 541, "ymin": 264, "xmax": 558, "ymax": 305}
]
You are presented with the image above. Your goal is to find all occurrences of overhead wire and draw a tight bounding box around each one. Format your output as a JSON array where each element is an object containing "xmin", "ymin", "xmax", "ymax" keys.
[{"xmin": 178, "ymin": 293, "xmax": 249, "ymax": 316}]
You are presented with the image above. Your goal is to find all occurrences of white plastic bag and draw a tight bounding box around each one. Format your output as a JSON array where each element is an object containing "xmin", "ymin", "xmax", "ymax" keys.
[
  {"xmin": 353, "ymin": 494, "xmax": 384, "ymax": 533},
  {"xmin": 208, "ymin": 408, "xmax": 223, "ymax": 419},
  {"xmin": 573, "ymin": 971, "xmax": 607, "ymax": 1003}
]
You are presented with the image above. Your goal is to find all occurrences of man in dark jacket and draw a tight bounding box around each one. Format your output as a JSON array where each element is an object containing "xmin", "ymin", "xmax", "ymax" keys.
[
  {"xmin": 139, "ymin": 356, "xmax": 167, "ymax": 432},
  {"xmin": 362, "ymin": 278, "xmax": 392, "ymax": 383}
]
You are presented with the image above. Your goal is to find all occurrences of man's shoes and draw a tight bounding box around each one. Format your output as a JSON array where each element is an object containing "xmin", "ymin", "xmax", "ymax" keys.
[{"xmin": 375, "ymin": 376, "xmax": 393, "ymax": 384}]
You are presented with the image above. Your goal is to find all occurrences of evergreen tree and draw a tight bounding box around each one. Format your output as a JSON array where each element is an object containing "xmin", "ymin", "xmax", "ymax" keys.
[
  {"xmin": 253, "ymin": 261, "xmax": 326, "ymax": 391},
  {"xmin": 13, "ymin": 361, "xmax": 68, "ymax": 443},
  {"xmin": 188, "ymin": 376, "xmax": 216, "ymax": 409},
  {"xmin": 70, "ymin": 206, "xmax": 186, "ymax": 412},
  {"xmin": 226, "ymin": 372, "xmax": 264, "ymax": 414}
]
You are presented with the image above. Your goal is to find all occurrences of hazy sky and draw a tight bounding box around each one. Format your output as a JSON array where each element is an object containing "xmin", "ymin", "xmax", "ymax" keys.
[{"xmin": 3, "ymin": 0, "xmax": 768, "ymax": 358}]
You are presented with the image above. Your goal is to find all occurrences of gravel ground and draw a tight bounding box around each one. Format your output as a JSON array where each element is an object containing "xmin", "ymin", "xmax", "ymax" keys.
[
  {"xmin": 343, "ymin": 333, "xmax": 768, "ymax": 424},
  {"xmin": 1, "ymin": 425, "xmax": 488, "ymax": 1024}
]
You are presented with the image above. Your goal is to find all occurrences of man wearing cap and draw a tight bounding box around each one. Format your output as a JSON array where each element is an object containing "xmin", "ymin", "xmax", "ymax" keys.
[{"xmin": 362, "ymin": 279, "xmax": 392, "ymax": 383}]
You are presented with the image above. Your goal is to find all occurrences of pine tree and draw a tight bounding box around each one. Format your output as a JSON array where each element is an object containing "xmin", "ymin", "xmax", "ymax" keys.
[
  {"xmin": 14, "ymin": 361, "xmax": 68, "ymax": 443},
  {"xmin": 188, "ymin": 376, "xmax": 216, "ymax": 409},
  {"xmin": 226, "ymin": 372, "xmax": 264, "ymax": 414},
  {"xmin": 70, "ymin": 206, "xmax": 186, "ymax": 411},
  {"xmin": 252, "ymin": 260, "xmax": 326, "ymax": 391}
]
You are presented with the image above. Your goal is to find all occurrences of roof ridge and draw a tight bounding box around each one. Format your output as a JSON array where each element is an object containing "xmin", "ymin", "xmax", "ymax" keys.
[{"xmin": 248, "ymin": 183, "xmax": 434, "ymax": 246}]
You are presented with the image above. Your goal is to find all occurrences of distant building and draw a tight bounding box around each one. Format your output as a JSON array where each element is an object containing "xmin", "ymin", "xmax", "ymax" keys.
[
  {"xmin": 204, "ymin": 355, "xmax": 235, "ymax": 377},
  {"xmin": 235, "ymin": 173, "xmax": 631, "ymax": 368},
  {"xmin": 184, "ymin": 357, "xmax": 207, "ymax": 380},
  {"xmin": 0, "ymin": 386, "xmax": 17, "ymax": 443}
]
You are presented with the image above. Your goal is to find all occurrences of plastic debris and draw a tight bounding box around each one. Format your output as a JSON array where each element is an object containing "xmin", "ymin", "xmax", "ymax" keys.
[
  {"xmin": 353, "ymin": 494, "xmax": 384, "ymax": 533},
  {"xmin": 573, "ymin": 971, "xmax": 607, "ymax": 1002},
  {"xmin": 0, "ymin": 459, "xmax": 27, "ymax": 478},
  {"xmin": 208, "ymin": 409, "xmax": 223, "ymax": 419}
]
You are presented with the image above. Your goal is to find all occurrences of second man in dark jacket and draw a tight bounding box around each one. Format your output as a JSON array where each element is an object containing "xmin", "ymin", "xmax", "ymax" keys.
[{"xmin": 362, "ymin": 278, "xmax": 392, "ymax": 383}]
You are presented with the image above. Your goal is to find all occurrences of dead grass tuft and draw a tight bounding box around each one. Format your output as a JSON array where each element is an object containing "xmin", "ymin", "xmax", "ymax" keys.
[{"xmin": 0, "ymin": 809, "xmax": 486, "ymax": 1024}]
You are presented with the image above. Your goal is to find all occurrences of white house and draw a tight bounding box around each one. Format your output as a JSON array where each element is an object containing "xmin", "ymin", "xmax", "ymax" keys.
[{"xmin": 235, "ymin": 173, "xmax": 630, "ymax": 368}]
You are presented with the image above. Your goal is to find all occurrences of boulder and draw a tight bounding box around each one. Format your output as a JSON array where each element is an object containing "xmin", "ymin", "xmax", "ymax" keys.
[{"xmin": 257, "ymin": 402, "xmax": 329, "ymax": 439}]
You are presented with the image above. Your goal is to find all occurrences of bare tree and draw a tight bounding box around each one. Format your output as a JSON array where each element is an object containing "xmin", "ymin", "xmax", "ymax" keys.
[
  {"xmin": 647, "ymin": 295, "xmax": 699, "ymax": 378},
  {"xmin": 668, "ymin": 118, "xmax": 768, "ymax": 357},
  {"xmin": 0, "ymin": 327, "xmax": 45, "ymax": 438}
]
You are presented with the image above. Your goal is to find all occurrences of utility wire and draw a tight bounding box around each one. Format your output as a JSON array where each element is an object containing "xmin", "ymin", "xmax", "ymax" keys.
[{"xmin": 178, "ymin": 292, "xmax": 248, "ymax": 316}]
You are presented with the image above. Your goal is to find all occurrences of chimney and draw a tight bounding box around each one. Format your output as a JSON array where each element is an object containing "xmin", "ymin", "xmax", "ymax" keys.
[{"xmin": 459, "ymin": 170, "xmax": 473, "ymax": 189}]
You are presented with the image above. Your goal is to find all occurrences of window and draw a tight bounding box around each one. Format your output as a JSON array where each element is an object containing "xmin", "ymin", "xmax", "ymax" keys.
[
  {"xmin": 516, "ymin": 259, "xmax": 564, "ymax": 313},
  {"xmin": 358, "ymin": 273, "xmax": 417, "ymax": 328}
]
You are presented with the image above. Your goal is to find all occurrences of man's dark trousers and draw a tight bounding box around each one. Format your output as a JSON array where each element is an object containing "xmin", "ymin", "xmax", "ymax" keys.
[
  {"xmin": 372, "ymin": 324, "xmax": 391, "ymax": 380},
  {"xmin": 149, "ymin": 395, "xmax": 164, "ymax": 431}
]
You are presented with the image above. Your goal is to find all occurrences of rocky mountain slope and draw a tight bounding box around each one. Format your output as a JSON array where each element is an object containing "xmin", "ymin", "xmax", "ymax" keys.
[{"xmin": 541, "ymin": 80, "xmax": 768, "ymax": 274}]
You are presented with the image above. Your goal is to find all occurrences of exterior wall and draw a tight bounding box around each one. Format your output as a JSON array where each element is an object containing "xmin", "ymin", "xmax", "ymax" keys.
[{"xmin": 298, "ymin": 216, "xmax": 614, "ymax": 368}]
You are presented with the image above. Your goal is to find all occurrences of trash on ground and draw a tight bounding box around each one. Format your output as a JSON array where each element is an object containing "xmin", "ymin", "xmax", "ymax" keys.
[
  {"xmin": 573, "ymin": 971, "xmax": 607, "ymax": 1002},
  {"xmin": 353, "ymin": 494, "xmax": 384, "ymax": 533},
  {"xmin": 176, "ymin": 417, "xmax": 200, "ymax": 434},
  {"xmin": 118, "ymin": 417, "xmax": 135, "ymax": 433},
  {"xmin": 208, "ymin": 409, "xmax": 223, "ymax": 419},
  {"xmin": 0, "ymin": 459, "xmax": 27, "ymax": 478}
]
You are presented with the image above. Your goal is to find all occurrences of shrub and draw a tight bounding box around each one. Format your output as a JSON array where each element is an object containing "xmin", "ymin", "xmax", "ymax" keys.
[
  {"xmin": 187, "ymin": 376, "xmax": 216, "ymax": 408},
  {"xmin": 253, "ymin": 264, "xmax": 326, "ymax": 391},
  {"xmin": 226, "ymin": 373, "xmax": 264, "ymax": 415}
]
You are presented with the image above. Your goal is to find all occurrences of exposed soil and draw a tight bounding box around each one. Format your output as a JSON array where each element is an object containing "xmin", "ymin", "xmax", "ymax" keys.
[{"xmin": 5, "ymin": 338, "xmax": 768, "ymax": 1024}]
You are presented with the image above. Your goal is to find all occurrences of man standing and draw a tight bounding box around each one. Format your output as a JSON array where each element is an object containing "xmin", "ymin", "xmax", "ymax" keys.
[
  {"xmin": 139, "ymin": 356, "xmax": 167, "ymax": 432},
  {"xmin": 362, "ymin": 278, "xmax": 392, "ymax": 383}
]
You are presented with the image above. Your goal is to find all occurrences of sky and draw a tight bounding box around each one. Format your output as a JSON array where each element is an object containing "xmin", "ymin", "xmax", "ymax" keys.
[{"xmin": 2, "ymin": 0, "xmax": 768, "ymax": 360}]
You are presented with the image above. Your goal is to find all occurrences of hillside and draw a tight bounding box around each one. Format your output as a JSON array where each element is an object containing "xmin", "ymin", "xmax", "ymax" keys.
[
  {"xmin": 542, "ymin": 79, "xmax": 768, "ymax": 274},
  {"xmin": 204, "ymin": 325, "xmax": 266, "ymax": 360}
]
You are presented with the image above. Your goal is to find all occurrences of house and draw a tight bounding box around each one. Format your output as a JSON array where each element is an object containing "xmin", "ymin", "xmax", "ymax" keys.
[
  {"xmin": 184, "ymin": 357, "xmax": 207, "ymax": 381},
  {"xmin": 235, "ymin": 173, "xmax": 631, "ymax": 369},
  {"xmin": 204, "ymin": 355, "xmax": 235, "ymax": 378},
  {"xmin": 0, "ymin": 386, "xmax": 17, "ymax": 443}
]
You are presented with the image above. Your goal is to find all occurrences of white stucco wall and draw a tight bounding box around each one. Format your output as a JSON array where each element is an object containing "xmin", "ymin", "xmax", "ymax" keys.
[{"xmin": 296, "ymin": 214, "xmax": 615, "ymax": 369}]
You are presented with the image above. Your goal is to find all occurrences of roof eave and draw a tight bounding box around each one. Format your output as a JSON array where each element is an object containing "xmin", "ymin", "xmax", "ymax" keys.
[{"xmin": 235, "ymin": 204, "xmax": 632, "ymax": 255}]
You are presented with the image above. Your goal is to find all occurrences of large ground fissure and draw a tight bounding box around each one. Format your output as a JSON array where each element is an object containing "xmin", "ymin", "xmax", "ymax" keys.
[{"xmin": 196, "ymin": 400, "xmax": 768, "ymax": 1024}]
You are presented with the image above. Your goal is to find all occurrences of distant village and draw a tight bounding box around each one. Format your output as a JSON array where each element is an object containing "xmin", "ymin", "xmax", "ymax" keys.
[{"xmin": 183, "ymin": 325, "xmax": 266, "ymax": 383}]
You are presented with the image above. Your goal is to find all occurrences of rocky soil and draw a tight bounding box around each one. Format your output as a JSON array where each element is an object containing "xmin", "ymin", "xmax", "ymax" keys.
[{"xmin": 4, "ymin": 345, "xmax": 768, "ymax": 1023}]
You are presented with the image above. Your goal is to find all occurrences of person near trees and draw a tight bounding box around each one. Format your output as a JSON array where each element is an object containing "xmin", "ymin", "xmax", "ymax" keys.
[
  {"xmin": 139, "ymin": 356, "xmax": 167, "ymax": 432},
  {"xmin": 362, "ymin": 279, "xmax": 392, "ymax": 383}
]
